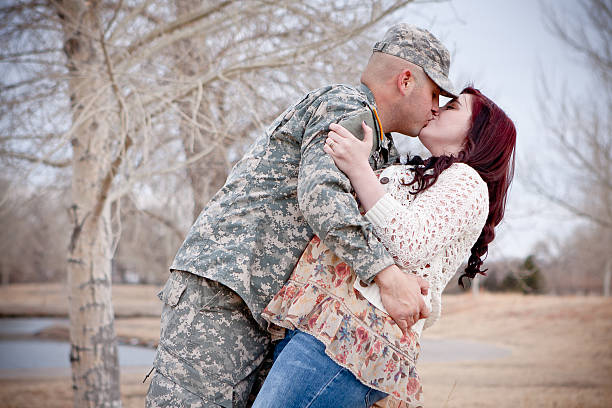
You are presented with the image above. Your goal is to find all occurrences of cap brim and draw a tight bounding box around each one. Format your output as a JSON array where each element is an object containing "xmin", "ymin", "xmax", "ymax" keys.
[{"xmin": 423, "ymin": 67, "xmax": 458, "ymax": 98}]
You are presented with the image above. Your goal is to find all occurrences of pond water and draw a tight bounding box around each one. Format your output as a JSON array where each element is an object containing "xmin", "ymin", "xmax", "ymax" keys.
[
  {"xmin": 0, "ymin": 340, "xmax": 155, "ymax": 370},
  {"xmin": 419, "ymin": 337, "xmax": 511, "ymax": 363},
  {"xmin": 0, "ymin": 318, "xmax": 155, "ymax": 371},
  {"xmin": 0, "ymin": 317, "xmax": 69, "ymax": 335},
  {"xmin": 0, "ymin": 318, "xmax": 511, "ymax": 372}
]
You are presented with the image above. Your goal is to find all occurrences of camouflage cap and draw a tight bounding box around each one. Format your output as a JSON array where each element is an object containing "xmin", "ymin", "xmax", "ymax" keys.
[{"xmin": 373, "ymin": 24, "xmax": 457, "ymax": 98}]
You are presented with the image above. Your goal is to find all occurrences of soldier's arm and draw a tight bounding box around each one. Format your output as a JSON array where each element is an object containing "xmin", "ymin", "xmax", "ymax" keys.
[
  {"xmin": 323, "ymin": 121, "xmax": 432, "ymax": 333},
  {"xmin": 297, "ymin": 104, "xmax": 395, "ymax": 284}
]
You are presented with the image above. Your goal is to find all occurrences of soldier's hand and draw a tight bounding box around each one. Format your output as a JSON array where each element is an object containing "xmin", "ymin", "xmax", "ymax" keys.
[{"xmin": 374, "ymin": 265, "xmax": 430, "ymax": 336}]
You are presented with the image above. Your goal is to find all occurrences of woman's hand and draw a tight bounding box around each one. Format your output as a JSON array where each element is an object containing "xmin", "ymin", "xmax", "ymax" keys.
[
  {"xmin": 323, "ymin": 122, "xmax": 373, "ymax": 178},
  {"xmin": 324, "ymin": 121, "xmax": 385, "ymax": 211}
]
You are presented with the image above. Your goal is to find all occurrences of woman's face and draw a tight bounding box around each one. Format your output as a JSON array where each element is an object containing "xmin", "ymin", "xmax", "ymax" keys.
[{"xmin": 418, "ymin": 93, "xmax": 473, "ymax": 156}]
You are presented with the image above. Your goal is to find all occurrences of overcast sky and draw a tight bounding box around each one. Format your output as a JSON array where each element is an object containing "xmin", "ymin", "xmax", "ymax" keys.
[{"xmin": 386, "ymin": 0, "xmax": 593, "ymax": 260}]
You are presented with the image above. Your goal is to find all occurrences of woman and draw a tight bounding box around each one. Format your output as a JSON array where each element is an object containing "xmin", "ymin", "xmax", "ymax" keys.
[{"xmin": 253, "ymin": 87, "xmax": 516, "ymax": 408}]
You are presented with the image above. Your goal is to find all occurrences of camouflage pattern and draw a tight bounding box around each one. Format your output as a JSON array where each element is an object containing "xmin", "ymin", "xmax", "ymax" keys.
[
  {"xmin": 146, "ymin": 270, "xmax": 273, "ymax": 408},
  {"xmin": 170, "ymin": 83, "xmax": 397, "ymax": 329},
  {"xmin": 149, "ymin": 83, "xmax": 399, "ymax": 407},
  {"xmin": 373, "ymin": 23, "xmax": 457, "ymax": 97}
]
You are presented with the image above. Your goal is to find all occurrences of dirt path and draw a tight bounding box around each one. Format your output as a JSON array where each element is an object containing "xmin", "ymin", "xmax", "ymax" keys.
[
  {"xmin": 417, "ymin": 293, "xmax": 612, "ymax": 407},
  {"xmin": 0, "ymin": 285, "xmax": 610, "ymax": 407}
]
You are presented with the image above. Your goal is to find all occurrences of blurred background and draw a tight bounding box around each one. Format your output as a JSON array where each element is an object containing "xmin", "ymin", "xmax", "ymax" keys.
[
  {"xmin": 2, "ymin": 0, "xmax": 610, "ymax": 294},
  {"xmin": 0, "ymin": 0, "xmax": 610, "ymax": 407}
]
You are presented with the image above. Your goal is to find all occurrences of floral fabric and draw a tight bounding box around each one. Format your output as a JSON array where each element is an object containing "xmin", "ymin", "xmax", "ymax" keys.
[
  {"xmin": 262, "ymin": 235, "xmax": 423, "ymax": 407},
  {"xmin": 263, "ymin": 163, "xmax": 490, "ymax": 407}
]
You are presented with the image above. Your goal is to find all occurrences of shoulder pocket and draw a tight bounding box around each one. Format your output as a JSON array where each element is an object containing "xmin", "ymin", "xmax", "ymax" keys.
[
  {"xmin": 157, "ymin": 274, "xmax": 187, "ymax": 307},
  {"xmin": 337, "ymin": 109, "xmax": 380, "ymax": 152}
]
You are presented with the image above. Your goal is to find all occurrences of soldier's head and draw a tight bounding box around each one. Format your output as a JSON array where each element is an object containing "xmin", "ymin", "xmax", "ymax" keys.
[{"xmin": 361, "ymin": 24, "xmax": 456, "ymax": 137}]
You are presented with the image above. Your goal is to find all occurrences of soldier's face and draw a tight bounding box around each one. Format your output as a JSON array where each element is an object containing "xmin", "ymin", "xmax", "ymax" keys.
[
  {"xmin": 419, "ymin": 93, "xmax": 472, "ymax": 156},
  {"xmin": 398, "ymin": 76, "xmax": 440, "ymax": 137}
]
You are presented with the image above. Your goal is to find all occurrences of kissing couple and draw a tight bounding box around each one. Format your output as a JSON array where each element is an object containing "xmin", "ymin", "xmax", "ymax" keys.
[{"xmin": 146, "ymin": 23, "xmax": 516, "ymax": 408}]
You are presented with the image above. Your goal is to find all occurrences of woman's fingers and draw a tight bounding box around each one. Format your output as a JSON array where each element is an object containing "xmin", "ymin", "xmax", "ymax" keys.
[
  {"xmin": 325, "ymin": 134, "xmax": 346, "ymax": 154},
  {"xmin": 326, "ymin": 129, "xmax": 355, "ymax": 151},
  {"xmin": 361, "ymin": 121, "xmax": 373, "ymax": 146},
  {"xmin": 325, "ymin": 122, "xmax": 373, "ymax": 162},
  {"xmin": 327, "ymin": 131, "xmax": 343, "ymax": 144},
  {"xmin": 329, "ymin": 121, "xmax": 374, "ymax": 140},
  {"xmin": 325, "ymin": 136, "xmax": 336, "ymax": 150},
  {"xmin": 328, "ymin": 123, "xmax": 354, "ymax": 139}
]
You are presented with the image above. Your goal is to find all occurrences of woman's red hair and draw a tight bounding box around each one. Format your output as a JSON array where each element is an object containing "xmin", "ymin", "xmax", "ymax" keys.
[{"xmin": 408, "ymin": 86, "xmax": 516, "ymax": 286}]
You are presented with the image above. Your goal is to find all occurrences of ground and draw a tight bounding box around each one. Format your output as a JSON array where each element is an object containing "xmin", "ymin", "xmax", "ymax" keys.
[{"xmin": 0, "ymin": 284, "xmax": 610, "ymax": 407}]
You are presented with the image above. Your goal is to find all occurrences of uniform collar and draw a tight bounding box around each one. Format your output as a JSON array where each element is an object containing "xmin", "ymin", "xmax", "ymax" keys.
[
  {"xmin": 358, "ymin": 83, "xmax": 397, "ymax": 168},
  {"xmin": 359, "ymin": 83, "xmax": 386, "ymax": 146},
  {"xmin": 358, "ymin": 83, "xmax": 377, "ymax": 108}
]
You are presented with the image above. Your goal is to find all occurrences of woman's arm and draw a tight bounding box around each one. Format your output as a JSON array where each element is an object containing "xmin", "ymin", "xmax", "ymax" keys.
[
  {"xmin": 325, "ymin": 122, "xmax": 431, "ymax": 331},
  {"xmin": 324, "ymin": 122, "xmax": 385, "ymax": 211},
  {"xmin": 325, "ymin": 123, "xmax": 489, "ymax": 271},
  {"xmin": 364, "ymin": 166, "xmax": 488, "ymax": 270}
]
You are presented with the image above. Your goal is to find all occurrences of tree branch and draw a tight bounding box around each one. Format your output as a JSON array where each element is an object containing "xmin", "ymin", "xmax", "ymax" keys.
[
  {"xmin": 0, "ymin": 149, "xmax": 70, "ymax": 168},
  {"xmin": 120, "ymin": 1, "xmax": 233, "ymax": 62}
]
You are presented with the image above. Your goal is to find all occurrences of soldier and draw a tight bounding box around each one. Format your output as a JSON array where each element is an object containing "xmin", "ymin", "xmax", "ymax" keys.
[{"xmin": 146, "ymin": 24, "xmax": 457, "ymax": 408}]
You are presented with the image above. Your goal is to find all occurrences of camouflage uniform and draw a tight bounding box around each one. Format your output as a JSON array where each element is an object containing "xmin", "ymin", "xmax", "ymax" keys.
[
  {"xmin": 147, "ymin": 83, "xmax": 397, "ymax": 408},
  {"xmin": 147, "ymin": 23, "xmax": 457, "ymax": 408},
  {"xmin": 146, "ymin": 271, "xmax": 271, "ymax": 407}
]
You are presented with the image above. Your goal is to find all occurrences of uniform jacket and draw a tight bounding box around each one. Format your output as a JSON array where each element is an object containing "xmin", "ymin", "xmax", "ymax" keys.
[{"xmin": 171, "ymin": 83, "xmax": 397, "ymax": 327}]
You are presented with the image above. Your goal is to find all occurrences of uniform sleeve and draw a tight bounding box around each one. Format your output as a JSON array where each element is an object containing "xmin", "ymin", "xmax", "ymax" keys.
[
  {"xmin": 297, "ymin": 97, "xmax": 395, "ymax": 284},
  {"xmin": 364, "ymin": 164, "xmax": 489, "ymax": 270}
]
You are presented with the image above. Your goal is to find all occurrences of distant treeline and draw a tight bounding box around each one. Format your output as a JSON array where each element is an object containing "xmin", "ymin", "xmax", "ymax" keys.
[{"xmin": 2, "ymin": 177, "xmax": 609, "ymax": 295}]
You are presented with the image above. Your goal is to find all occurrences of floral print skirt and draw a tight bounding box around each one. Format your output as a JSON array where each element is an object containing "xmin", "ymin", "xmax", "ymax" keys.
[{"xmin": 262, "ymin": 236, "xmax": 424, "ymax": 407}]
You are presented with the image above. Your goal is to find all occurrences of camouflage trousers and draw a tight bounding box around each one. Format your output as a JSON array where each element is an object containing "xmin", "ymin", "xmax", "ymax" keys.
[{"xmin": 145, "ymin": 270, "xmax": 273, "ymax": 408}]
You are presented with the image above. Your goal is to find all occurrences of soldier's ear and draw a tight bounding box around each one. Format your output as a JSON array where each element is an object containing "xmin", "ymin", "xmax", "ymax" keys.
[{"xmin": 397, "ymin": 69, "xmax": 413, "ymax": 96}]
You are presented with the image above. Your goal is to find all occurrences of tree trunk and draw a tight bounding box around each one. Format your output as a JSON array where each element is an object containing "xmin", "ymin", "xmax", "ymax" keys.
[
  {"xmin": 0, "ymin": 259, "xmax": 8, "ymax": 285},
  {"xmin": 172, "ymin": 0, "xmax": 231, "ymax": 220},
  {"xmin": 67, "ymin": 201, "xmax": 120, "ymax": 408},
  {"xmin": 604, "ymin": 259, "xmax": 611, "ymax": 297},
  {"xmin": 185, "ymin": 144, "xmax": 229, "ymax": 219},
  {"xmin": 471, "ymin": 274, "xmax": 480, "ymax": 297},
  {"xmin": 58, "ymin": 1, "xmax": 121, "ymax": 406}
]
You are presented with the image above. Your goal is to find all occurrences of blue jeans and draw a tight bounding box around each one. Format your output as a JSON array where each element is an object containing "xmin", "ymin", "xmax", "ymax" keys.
[{"xmin": 252, "ymin": 330, "xmax": 387, "ymax": 408}]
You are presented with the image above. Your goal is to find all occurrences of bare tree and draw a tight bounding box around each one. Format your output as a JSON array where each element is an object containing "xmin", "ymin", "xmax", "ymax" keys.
[
  {"xmin": 1, "ymin": 0, "xmax": 417, "ymax": 405},
  {"xmin": 529, "ymin": 0, "xmax": 611, "ymax": 293},
  {"xmin": 533, "ymin": 0, "xmax": 611, "ymax": 228},
  {"xmin": 0, "ymin": 178, "xmax": 69, "ymax": 284}
]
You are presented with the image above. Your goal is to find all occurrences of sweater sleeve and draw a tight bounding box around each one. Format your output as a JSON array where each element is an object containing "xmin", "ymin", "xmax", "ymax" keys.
[{"xmin": 364, "ymin": 164, "xmax": 489, "ymax": 271}]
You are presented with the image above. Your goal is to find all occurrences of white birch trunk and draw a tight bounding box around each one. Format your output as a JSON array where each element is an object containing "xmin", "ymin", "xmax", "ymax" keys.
[
  {"xmin": 58, "ymin": 1, "xmax": 121, "ymax": 406},
  {"xmin": 472, "ymin": 274, "xmax": 480, "ymax": 297},
  {"xmin": 604, "ymin": 259, "xmax": 611, "ymax": 297}
]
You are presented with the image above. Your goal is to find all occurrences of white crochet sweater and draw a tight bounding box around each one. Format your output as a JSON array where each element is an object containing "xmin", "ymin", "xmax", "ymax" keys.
[{"xmin": 354, "ymin": 162, "xmax": 489, "ymax": 335}]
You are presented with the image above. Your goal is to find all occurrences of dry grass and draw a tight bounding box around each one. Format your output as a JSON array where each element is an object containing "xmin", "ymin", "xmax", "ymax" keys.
[
  {"xmin": 0, "ymin": 370, "xmax": 151, "ymax": 408},
  {"xmin": 0, "ymin": 283, "xmax": 162, "ymax": 318},
  {"xmin": 0, "ymin": 285, "xmax": 610, "ymax": 407},
  {"xmin": 418, "ymin": 293, "xmax": 612, "ymax": 407}
]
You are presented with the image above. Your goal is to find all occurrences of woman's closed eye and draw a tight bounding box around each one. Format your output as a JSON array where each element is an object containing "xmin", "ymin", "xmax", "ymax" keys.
[{"xmin": 444, "ymin": 100, "xmax": 460, "ymax": 110}]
